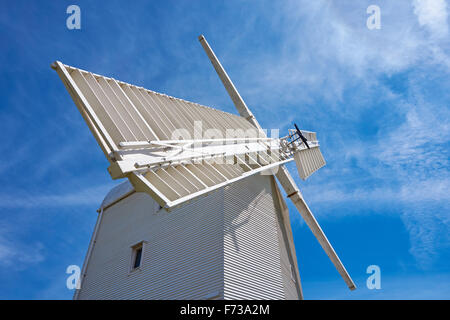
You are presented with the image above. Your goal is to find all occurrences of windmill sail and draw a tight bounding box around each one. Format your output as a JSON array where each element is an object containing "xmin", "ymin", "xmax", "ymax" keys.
[
  {"xmin": 52, "ymin": 61, "xmax": 292, "ymax": 209},
  {"xmin": 293, "ymin": 130, "xmax": 326, "ymax": 180},
  {"xmin": 198, "ymin": 35, "xmax": 356, "ymax": 291},
  {"xmin": 294, "ymin": 147, "xmax": 326, "ymax": 180}
]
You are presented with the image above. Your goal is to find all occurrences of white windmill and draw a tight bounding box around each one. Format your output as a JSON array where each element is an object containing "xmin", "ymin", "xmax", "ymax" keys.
[{"xmin": 53, "ymin": 35, "xmax": 355, "ymax": 300}]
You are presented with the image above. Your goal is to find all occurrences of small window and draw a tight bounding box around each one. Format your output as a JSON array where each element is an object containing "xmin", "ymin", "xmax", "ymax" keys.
[
  {"xmin": 133, "ymin": 247, "xmax": 142, "ymax": 269},
  {"xmin": 131, "ymin": 242, "xmax": 144, "ymax": 271}
]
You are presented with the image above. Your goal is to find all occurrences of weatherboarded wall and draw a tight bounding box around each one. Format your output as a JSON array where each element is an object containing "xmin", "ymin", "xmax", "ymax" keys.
[
  {"xmin": 76, "ymin": 174, "xmax": 300, "ymax": 300},
  {"xmin": 271, "ymin": 177, "xmax": 303, "ymax": 299},
  {"xmin": 76, "ymin": 189, "xmax": 224, "ymax": 300},
  {"xmin": 224, "ymin": 175, "xmax": 286, "ymax": 299}
]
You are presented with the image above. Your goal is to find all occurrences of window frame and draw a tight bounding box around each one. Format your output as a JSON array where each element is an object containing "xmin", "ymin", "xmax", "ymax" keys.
[{"xmin": 129, "ymin": 241, "xmax": 146, "ymax": 273}]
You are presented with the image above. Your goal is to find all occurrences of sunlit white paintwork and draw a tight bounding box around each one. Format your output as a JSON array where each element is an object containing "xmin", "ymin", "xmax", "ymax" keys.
[{"xmin": 199, "ymin": 35, "xmax": 356, "ymax": 290}]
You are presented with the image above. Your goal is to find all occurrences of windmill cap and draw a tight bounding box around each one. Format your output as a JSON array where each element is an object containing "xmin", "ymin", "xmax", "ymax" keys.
[{"xmin": 99, "ymin": 181, "xmax": 134, "ymax": 212}]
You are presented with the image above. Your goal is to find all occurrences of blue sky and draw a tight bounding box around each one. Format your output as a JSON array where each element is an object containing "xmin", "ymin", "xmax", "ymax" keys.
[{"xmin": 0, "ymin": 0, "xmax": 449, "ymax": 299}]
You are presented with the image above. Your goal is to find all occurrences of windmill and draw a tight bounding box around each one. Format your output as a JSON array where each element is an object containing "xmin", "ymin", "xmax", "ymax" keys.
[{"xmin": 53, "ymin": 35, "xmax": 355, "ymax": 300}]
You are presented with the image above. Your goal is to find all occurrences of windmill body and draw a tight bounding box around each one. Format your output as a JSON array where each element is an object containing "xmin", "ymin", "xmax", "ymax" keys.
[
  {"xmin": 53, "ymin": 35, "xmax": 355, "ymax": 300},
  {"xmin": 76, "ymin": 175, "xmax": 301, "ymax": 300}
]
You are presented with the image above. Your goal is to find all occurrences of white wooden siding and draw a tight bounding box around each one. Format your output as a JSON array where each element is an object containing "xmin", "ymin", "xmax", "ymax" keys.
[
  {"xmin": 271, "ymin": 178, "xmax": 302, "ymax": 299},
  {"xmin": 77, "ymin": 190, "xmax": 224, "ymax": 300},
  {"xmin": 76, "ymin": 174, "xmax": 300, "ymax": 300},
  {"xmin": 223, "ymin": 175, "xmax": 286, "ymax": 299}
]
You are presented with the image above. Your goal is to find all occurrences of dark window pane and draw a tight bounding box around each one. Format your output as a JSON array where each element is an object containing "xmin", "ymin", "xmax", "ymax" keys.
[{"xmin": 133, "ymin": 247, "xmax": 142, "ymax": 269}]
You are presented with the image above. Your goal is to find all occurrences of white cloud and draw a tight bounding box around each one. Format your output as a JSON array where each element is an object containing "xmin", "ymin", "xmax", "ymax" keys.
[
  {"xmin": 0, "ymin": 234, "xmax": 45, "ymax": 270},
  {"xmin": 304, "ymin": 177, "xmax": 450, "ymax": 210},
  {"xmin": 248, "ymin": 1, "xmax": 423, "ymax": 103},
  {"xmin": 302, "ymin": 87, "xmax": 450, "ymax": 268},
  {"xmin": 413, "ymin": 0, "xmax": 449, "ymax": 38},
  {"xmin": 401, "ymin": 201, "xmax": 450, "ymax": 269},
  {"xmin": 376, "ymin": 104, "xmax": 450, "ymax": 182},
  {"xmin": 232, "ymin": 0, "xmax": 450, "ymax": 121},
  {"xmin": 386, "ymin": 103, "xmax": 450, "ymax": 268},
  {"xmin": 0, "ymin": 184, "xmax": 113, "ymax": 209},
  {"xmin": 252, "ymin": 1, "xmax": 450, "ymax": 269}
]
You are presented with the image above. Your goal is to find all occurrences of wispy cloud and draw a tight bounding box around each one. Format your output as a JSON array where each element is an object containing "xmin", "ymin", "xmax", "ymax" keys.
[
  {"xmin": 413, "ymin": 0, "xmax": 449, "ymax": 39},
  {"xmin": 0, "ymin": 229, "xmax": 45, "ymax": 270},
  {"xmin": 248, "ymin": 1, "xmax": 450, "ymax": 269},
  {"xmin": 304, "ymin": 177, "xmax": 450, "ymax": 211},
  {"xmin": 0, "ymin": 0, "xmax": 448, "ymax": 299},
  {"xmin": 0, "ymin": 184, "xmax": 113, "ymax": 209},
  {"xmin": 373, "ymin": 85, "xmax": 449, "ymax": 267},
  {"xmin": 301, "ymin": 83, "xmax": 450, "ymax": 268}
]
